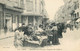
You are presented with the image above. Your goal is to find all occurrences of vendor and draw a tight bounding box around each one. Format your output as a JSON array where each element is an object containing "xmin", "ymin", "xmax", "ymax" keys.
[
  {"xmin": 24, "ymin": 23, "xmax": 34, "ymax": 36},
  {"xmin": 35, "ymin": 25, "xmax": 44, "ymax": 34},
  {"xmin": 51, "ymin": 23, "xmax": 60, "ymax": 45}
]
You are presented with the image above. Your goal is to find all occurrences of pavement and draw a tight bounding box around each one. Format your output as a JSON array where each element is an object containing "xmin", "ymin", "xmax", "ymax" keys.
[
  {"xmin": 0, "ymin": 31, "xmax": 14, "ymax": 40},
  {"xmin": 60, "ymin": 28, "xmax": 80, "ymax": 51}
]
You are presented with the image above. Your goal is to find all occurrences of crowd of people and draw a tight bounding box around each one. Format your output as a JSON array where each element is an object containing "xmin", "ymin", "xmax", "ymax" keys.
[
  {"xmin": 44, "ymin": 23, "xmax": 66, "ymax": 45},
  {"xmin": 14, "ymin": 22, "xmax": 80, "ymax": 47}
]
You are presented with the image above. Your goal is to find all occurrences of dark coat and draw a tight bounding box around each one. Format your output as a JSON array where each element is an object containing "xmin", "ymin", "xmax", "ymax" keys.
[{"xmin": 52, "ymin": 30, "xmax": 59, "ymax": 44}]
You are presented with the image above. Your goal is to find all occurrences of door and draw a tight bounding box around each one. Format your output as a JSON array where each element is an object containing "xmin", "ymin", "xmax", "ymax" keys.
[
  {"xmin": 28, "ymin": 16, "xmax": 33, "ymax": 26},
  {"xmin": 5, "ymin": 16, "xmax": 12, "ymax": 31},
  {"xmin": 5, "ymin": 19, "xmax": 12, "ymax": 31}
]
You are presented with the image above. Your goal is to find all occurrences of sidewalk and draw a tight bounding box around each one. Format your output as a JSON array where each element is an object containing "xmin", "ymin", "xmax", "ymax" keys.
[{"xmin": 0, "ymin": 31, "xmax": 15, "ymax": 40}]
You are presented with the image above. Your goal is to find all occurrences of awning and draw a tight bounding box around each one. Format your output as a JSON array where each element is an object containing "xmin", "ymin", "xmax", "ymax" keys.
[
  {"xmin": 75, "ymin": 9, "xmax": 80, "ymax": 13},
  {"xmin": 66, "ymin": 20, "xmax": 71, "ymax": 24},
  {"xmin": 76, "ymin": 18, "xmax": 80, "ymax": 22}
]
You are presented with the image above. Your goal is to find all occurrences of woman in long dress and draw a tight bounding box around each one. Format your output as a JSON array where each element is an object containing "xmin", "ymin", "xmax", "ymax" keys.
[{"xmin": 51, "ymin": 23, "xmax": 60, "ymax": 45}]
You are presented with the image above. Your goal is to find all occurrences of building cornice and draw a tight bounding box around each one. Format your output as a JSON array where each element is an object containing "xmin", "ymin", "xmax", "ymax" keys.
[
  {"xmin": 4, "ymin": 5, "xmax": 23, "ymax": 13},
  {"xmin": 22, "ymin": 13, "xmax": 43, "ymax": 17}
]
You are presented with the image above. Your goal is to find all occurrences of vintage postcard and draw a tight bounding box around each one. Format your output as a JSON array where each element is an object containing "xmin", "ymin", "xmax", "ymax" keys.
[{"xmin": 0, "ymin": 0, "xmax": 80, "ymax": 51}]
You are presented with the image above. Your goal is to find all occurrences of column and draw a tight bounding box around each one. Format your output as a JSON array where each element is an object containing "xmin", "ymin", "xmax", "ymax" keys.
[
  {"xmin": 19, "ymin": 15, "xmax": 22, "ymax": 27},
  {"xmin": 25, "ymin": 16, "xmax": 28, "ymax": 26},
  {"xmin": 10, "ymin": 14, "xmax": 13, "ymax": 31},
  {"xmin": 0, "ymin": 11, "xmax": 4, "ymax": 33},
  {"xmin": 4, "ymin": 10, "xmax": 5, "ymax": 29},
  {"xmin": 33, "ymin": 16, "xmax": 36, "ymax": 26},
  {"xmin": 37, "ymin": 17, "xmax": 39, "ymax": 28},
  {"xmin": 0, "ymin": 12, "xmax": 1, "ymax": 34},
  {"xmin": 26, "ymin": 16, "xmax": 28, "ymax": 26}
]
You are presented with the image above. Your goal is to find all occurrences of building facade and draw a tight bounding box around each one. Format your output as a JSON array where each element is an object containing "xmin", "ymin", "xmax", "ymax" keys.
[
  {"xmin": 55, "ymin": 0, "xmax": 79, "ymax": 24},
  {"xmin": 0, "ymin": 0, "xmax": 48, "ymax": 33},
  {"xmin": 0, "ymin": 3, "xmax": 4, "ymax": 31},
  {"xmin": 73, "ymin": 0, "xmax": 80, "ymax": 28},
  {"xmin": 0, "ymin": 0, "xmax": 24, "ymax": 32},
  {"xmin": 22, "ymin": 0, "xmax": 47, "ymax": 28},
  {"xmin": 75, "ymin": 0, "xmax": 80, "ymax": 19}
]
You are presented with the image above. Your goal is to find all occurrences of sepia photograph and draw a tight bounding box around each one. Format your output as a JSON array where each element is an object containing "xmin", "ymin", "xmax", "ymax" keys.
[{"xmin": 0, "ymin": 0, "xmax": 80, "ymax": 51}]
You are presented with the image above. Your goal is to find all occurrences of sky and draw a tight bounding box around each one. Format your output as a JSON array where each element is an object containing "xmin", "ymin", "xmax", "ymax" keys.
[{"xmin": 44, "ymin": 0, "xmax": 64, "ymax": 21}]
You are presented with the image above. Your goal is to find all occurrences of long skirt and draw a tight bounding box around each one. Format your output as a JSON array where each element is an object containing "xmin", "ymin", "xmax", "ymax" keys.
[
  {"xmin": 52, "ymin": 30, "xmax": 60, "ymax": 45},
  {"xmin": 58, "ymin": 29, "xmax": 63, "ymax": 38}
]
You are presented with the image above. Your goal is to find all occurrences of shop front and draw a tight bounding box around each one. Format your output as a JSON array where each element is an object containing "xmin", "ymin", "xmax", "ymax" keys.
[
  {"xmin": 5, "ymin": 14, "xmax": 12, "ymax": 31},
  {"xmin": 22, "ymin": 15, "xmax": 43, "ymax": 30},
  {"xmin": 4, "ymin": 6, "xmax": 23, "ymax": 31}
]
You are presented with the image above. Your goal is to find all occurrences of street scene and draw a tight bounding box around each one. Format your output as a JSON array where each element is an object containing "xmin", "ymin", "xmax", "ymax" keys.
[
  {"xmin": 0, "ymin": 28, "xmax": 80, "ymax": 51},
  {"xmin": 0, "ymin": 0, "xmax": 80, "ymax": 51}
]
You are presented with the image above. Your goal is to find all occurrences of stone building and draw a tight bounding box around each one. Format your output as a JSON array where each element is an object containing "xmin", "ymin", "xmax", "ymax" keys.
[
  {"xmin": 75, "ymin": 0, "xmax": 80, "ymax": 19},
  {"xmin": 22, "ymin": 0, "xmax": 47, "ymax": 28},
  {"xmin": 0, "ymin": 0, "xmax": 24, "ymax": 32},
  {"xmin": 0, "ymin": 0, "xmax": 48, "ymax": 32},
  {"xmin": 55, "ymin": 0, "xmax": 79, "ymax": 24}
]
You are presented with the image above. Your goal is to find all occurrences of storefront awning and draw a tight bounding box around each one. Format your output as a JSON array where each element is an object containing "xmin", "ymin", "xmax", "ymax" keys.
[
  {"xmin": 66, "ymin": 20, "xmax": 71, "ymax": 24},
  {"xmin": 75, "ymin": 9, "xmax": 80, "ymax": 13},
  {"xmin": 76, "ymin": 18, "xmax": 80, "ymax": 22}
]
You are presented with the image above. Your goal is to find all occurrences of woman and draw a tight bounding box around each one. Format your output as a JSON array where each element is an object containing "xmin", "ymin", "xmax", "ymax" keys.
[
  {"xmin": 47, "ymin": 25, "xmax": 53, "ymax": 44},
  {"xmin": 14, "ymin": 29, "xmax": 24, "ymax": 47},
  {"xmin": 51, "ymin": 23, "xmax": 60, "ymax": 45}
]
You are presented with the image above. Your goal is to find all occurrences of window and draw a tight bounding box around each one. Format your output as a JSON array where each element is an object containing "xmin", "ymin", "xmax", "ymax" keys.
[
  {"xmin": 77, "ymin": 3, "xmax": 79, "ymax": 8},
  {"xmin": 28, "ymin": 16, "xmax": 33, "ymax": 26},
  {"xmin": 19, "ymin": 0, "xmax": 24, "ymax": 8},
  {"xmin": 13, "ymin": 15, "xmax": 16, "ymax": 23},
  {"xmin": 77, "ymin": 12, "xmax": 79, "ymax": 18},
  {"xmin": 74, "ymin": 2, "xmax": 78, "ymax": 9},
  {"xmin": 26, "ymin": 0, "xmax": 33, "ymax": 12}
]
